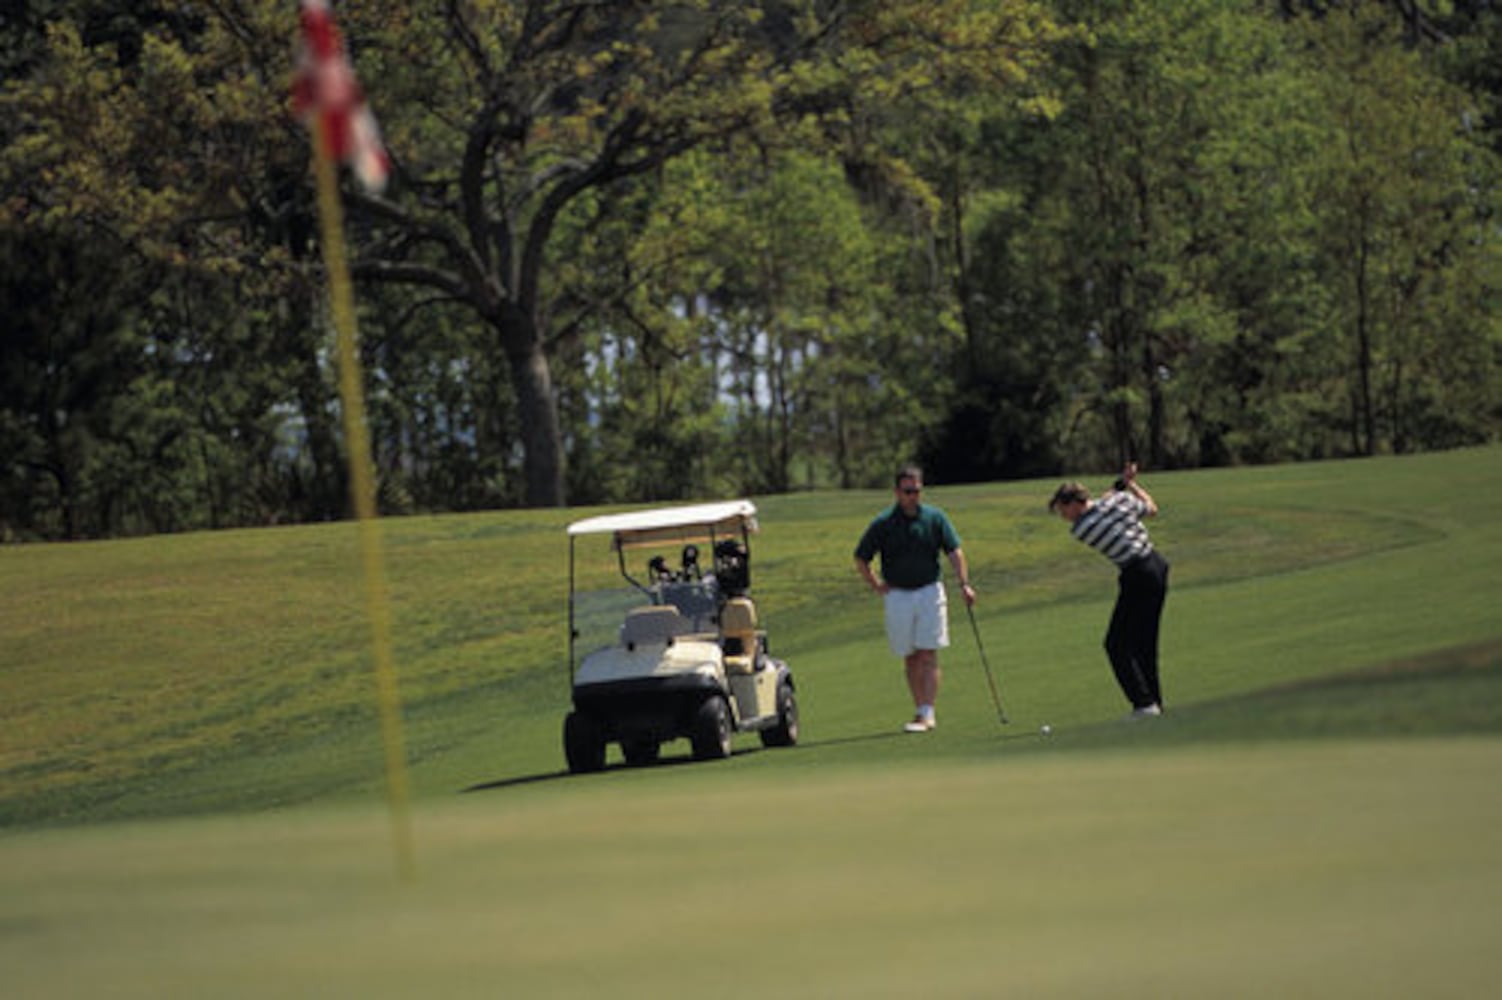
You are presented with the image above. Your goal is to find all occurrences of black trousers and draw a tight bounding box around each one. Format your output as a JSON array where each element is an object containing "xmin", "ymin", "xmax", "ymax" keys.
[{"xmin": 1105, "ymin": 551, "xmax": 1170, "ymax": 710}]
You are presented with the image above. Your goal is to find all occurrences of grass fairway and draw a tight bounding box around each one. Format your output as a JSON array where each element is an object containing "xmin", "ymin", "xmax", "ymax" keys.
[
  {"xmin": 3, "ymin": 447, "xmax": 1502, "ymax": 995},
  {"xmin": 3, "ymin": 738, "xmax": 1499, "ymax": 998}
]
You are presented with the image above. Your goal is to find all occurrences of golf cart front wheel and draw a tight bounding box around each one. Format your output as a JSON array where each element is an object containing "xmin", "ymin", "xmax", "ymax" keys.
[
  {"xmin": 760, "ymin": 682, "xmax": 799, "ymax": 748},
  {"xmin": 563, "ymin": 711, "xmax": 607, "ymax": 773},
  {"xmin": 690, "ymin": 696, "xmax": 732, "ymax": 760}
]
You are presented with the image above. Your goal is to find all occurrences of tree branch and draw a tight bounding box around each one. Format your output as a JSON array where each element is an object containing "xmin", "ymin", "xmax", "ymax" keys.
[{"xmin": 347, "ymin": 258, "xmax": 471, "ymax": 299}]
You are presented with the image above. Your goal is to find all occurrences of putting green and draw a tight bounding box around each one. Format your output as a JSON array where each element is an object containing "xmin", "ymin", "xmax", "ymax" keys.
[{"xmin": 3, "ymin": 737, "xmax": 1498, "ymax": 997}]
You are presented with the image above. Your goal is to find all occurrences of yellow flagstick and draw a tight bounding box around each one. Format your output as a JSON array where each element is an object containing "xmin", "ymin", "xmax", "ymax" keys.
[{"xmin": 309, "ymin": 116, "xmax": 416, "ymax": 882}]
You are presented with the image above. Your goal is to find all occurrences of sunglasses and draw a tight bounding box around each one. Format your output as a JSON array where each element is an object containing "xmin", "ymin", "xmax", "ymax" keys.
[{"xmin": 900, "ymin": 487, "xmax": 922, "ymax": 495}]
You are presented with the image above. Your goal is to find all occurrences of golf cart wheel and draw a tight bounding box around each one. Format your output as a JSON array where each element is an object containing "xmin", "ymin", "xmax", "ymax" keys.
[
  {"xmin": 563, "ymin": 711, "xmax": 607, "ymax": 773},
  {"xmin": 690, "ymin": 696, "xmax": 733, "ymax": 760},
  {"xmin": 760, "ymin": 682, "xmax": 799, "ymax": 748},
  {"xmin": 621, "ymin": 738, "xmax": 660, "ymax": 767}
]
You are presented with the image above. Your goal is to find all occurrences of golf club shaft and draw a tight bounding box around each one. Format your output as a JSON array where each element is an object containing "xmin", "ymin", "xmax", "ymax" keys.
[{"xmin": 965, "ymin": 602, "xmax": 1008, "ymax": 724}]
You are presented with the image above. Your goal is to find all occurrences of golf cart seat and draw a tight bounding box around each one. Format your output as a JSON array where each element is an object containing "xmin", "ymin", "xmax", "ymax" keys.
[
  {"xmin": 621, "ymin": 605, "xmax": 690, "ymax": 649},
  {"xmin": 720, "ymin": 597, "xmax": 761, "ymax": 675}
]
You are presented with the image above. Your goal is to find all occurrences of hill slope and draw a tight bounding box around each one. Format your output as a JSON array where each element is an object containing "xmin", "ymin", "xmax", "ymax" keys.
[{"xmin": 2, "ymin": 447, "xmax": 1499, "ymax": 826}]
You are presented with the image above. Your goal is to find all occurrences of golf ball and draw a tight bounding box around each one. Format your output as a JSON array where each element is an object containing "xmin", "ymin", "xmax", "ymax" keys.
[{"xmin": 1040, "ymin": 724, "xmax": 1052, "ymax": 735}]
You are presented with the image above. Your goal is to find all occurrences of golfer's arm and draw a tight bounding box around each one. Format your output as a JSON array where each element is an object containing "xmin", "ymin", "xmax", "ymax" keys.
[
  {"xmin": 854, "ymin": 557, "xmax": 883, "ymax": 593},
  {"xmin": 1129, "ymin": 482, "xmax": 1159, "ymax": 517},
  {"xmin": 948, "ymin": 549, "xmax": 973, "ymax": 590},
  {"xmin": 1122, "ymin": 462, "xmax": 1158, "ymax": 516}
]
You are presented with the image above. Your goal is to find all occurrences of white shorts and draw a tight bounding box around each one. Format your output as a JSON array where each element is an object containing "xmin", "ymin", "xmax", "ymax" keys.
[{"xmin": 884, "ymin": 582, "xmax": 950, "ymax": 657}]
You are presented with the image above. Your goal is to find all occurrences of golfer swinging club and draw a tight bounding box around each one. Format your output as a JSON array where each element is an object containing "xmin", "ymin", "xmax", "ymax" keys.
[
  {"xmin": 854, "ymin": 465, "xmax": 976, "ymax": 733},
  {"xmin": 1048, "ymin": 463, "xmax": 1170, "ymax": 718}
]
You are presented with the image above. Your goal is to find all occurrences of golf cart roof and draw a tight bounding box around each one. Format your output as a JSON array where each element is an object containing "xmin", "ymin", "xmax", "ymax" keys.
[{"xmin": 566, "ymin": 499, "xmax": 758, "ymax": 549}]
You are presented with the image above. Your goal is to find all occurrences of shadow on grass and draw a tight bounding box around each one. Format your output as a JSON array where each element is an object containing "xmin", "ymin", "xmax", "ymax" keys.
[
  {"xmin": 462, "ymin": 750, "xmax": 726, "ymax": 793},
  {"xmin": 462, "ymin": 770, "xmax": 570, "ymax": 792},
  {"xmin": 462, "ymin": 727, "xmax": 914, "ymax": 794},
  {"xmin": 1042, "ymin": 637, "xmax": 1502, "ymax": 752},
  {"xmin": 794, "ymin": 728, "xmax": 907, "ymax": 751}
]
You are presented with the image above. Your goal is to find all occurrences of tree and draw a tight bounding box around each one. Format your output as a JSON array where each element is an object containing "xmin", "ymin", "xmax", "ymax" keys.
[
  {"xmin": 318, "ymin": 2, "xmax": 810, "ymax": 505},
  {"xmin": 325, "ymin": 0, "xmax": 1063, "ymax": 505},
  {"xmin": 547, "ymin": 156, "xmax": 731, "ymax": 503},
  {"xmin": 0, "ymin": 228, "xmax": 141, "ymax": 538},
  {"xmin": 830, "ymin": 0, "xmax": 1067, "ymax": 483},
  {"xmin": 991, "ymin": 0, "xmax": 1265, "ymax": 470},
  {"xmin": 1300, "ymin": 3, "xmax": 1499, "ymax": 454}
]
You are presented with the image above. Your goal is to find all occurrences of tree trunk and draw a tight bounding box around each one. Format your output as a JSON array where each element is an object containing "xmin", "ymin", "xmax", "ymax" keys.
[
  {"xmin": 42, "ymin": 404, "xmax": 79, "ymax": 540},
  {"xmin": 496, "ymin": 302, "xmax": 565, "ymax": 507},
  {"xmin": 291, "ymin": 334, "xmax": 346, "ymax": 520},
  {"xmin": 1110, "ymin": 306, "xmax": 1135, "ymax": 468},
  {"xmin": 1354, "ymin": 237, "xmax": 1375, "ymax": 456},
  {"xmin": 1147, "ymin": 357, "xmax": 1165, "ymax": 469}
]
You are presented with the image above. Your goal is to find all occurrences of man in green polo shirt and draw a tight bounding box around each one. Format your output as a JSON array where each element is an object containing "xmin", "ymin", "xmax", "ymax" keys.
[{"xmin": 854, "ymin": 464, "xmax": 976, "ymax": 733}]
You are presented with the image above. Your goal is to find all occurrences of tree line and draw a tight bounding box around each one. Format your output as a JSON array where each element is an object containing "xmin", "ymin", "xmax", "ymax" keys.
[{"xmin": 2, "ymin": 0, "xmax": 1498, "ymax": 541}]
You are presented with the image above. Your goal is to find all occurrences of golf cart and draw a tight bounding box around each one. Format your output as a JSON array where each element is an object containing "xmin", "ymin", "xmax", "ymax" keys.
[{"xmin": 562, "ymin": 499, "xmax": 799, "ymax": 773}]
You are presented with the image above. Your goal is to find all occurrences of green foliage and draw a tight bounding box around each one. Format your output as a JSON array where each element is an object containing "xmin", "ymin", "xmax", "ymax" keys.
[
  {"xmin": 0, "ymin": 0, "xmax": 1497, "ymax": 537},
  {"xmin": 945, "ymin": 0, "xmax": 1499, "ymax": 477},
  {"xmin": 1299, "ymin": 3, "xmax": 1499, "ymax": 455}
]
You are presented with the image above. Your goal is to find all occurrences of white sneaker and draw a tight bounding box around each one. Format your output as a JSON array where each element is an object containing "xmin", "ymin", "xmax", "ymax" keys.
[
  {"xmin": 903, "ymin": 716, "xmax": 934, "ymax": 733},
  {"xmin": 1130, "ymin": 704, "xmax": 1162, "ymax": 719}
]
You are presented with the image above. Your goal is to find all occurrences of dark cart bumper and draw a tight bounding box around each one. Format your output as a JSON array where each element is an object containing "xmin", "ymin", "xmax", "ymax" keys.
[{"xmin": 572, "ymin": 674, "xmax": 724, "ymax": 742}]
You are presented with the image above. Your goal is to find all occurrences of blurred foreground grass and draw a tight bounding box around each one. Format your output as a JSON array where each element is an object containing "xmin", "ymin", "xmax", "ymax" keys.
[{"xmin": 2, "ymin": 731, "xmax": 1497, "ymax": 998}]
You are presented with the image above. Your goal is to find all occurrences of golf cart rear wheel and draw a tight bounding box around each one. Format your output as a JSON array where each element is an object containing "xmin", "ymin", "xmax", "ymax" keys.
[
  {"xmin": 759, "ymin": 682, "xmax": 799, "ymax": 748},
  {"xmin": 690, "ymin": 695, "xmax": 732, "ymax": 760},
  {"xmin": 621, "ymin": 738, "xmax": 660, "ymax": 767},
  {"xmin": 563, "ymin": 711, "xmax": 606, "ymax": 773}
]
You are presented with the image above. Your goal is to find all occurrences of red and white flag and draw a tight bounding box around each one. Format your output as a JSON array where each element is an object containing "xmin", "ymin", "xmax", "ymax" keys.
[{"xmin": 291, "ymin": 0, "xmax": 390, "ymax": 193}]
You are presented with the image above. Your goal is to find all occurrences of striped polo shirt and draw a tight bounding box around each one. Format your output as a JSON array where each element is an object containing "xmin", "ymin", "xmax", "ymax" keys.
[{"xmin": 1072, "ymin": 491, "xmax": 1154, "ymax": 567}]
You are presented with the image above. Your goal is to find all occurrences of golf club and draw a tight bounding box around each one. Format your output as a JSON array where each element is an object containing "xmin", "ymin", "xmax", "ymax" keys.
[{"xmin": 964, "ymin": 602, "xmax": 1008, "ymax": 725}]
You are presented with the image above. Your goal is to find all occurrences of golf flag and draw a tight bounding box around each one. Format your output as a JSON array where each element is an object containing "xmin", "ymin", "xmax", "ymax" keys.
[
  {"xmin": 292, "ymin": 0, "xmax": 413, "ymax": 880},
  {"xmin": 292, "ymin": 0, "xmax": 390, "ymax": 193}
]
